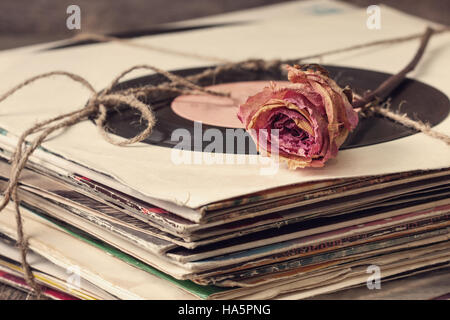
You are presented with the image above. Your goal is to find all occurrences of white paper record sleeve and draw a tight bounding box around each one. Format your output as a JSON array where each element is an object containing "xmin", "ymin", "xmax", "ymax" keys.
[{"xmin": 0, "ymin": 5, "xmax": 448, "ymax": 210}]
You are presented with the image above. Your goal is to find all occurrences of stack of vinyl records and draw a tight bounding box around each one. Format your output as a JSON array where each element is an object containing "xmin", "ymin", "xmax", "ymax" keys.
[
  {"xmin": 0, "ymin": 154, "xmax": 449, "ymax": 300},
  {"xmin": 0, "ymin": 66, "xmax": 449, "ymax": 299},
  {"xmin": 0, "ymin": 2, "xmax": 449, "ymax": 300}
]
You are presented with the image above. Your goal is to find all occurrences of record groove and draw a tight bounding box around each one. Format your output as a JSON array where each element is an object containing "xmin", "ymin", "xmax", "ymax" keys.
[{"xmin": 98, "ymin": 65, "xmax": 450, "ymax": 154}]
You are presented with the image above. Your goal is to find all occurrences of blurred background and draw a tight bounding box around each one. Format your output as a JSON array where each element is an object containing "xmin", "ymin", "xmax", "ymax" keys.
[{"xmin": 0, "ymin": 0, "xmax": 449, "ymax": 50}]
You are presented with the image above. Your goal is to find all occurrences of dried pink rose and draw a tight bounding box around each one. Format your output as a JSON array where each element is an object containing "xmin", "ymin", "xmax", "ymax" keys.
[{"xmin": 237, "ymin": 65, "xmax": 359, "ymax": 169}]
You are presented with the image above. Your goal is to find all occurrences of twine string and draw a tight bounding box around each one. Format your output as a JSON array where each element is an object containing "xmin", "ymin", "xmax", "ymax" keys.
[
  {"xmin": 0, "ymin": 65, "xmax": 224, "ymax": 297},
  {"xmin": 0, "ymin": 26, "xmax": 449, "ymax": 298},
  {"xmin": 372, "ymin": 102, "xmax": 450, "ymax": 145},
  {"xmin": 71, "ymin": 33, "xmax": 231, "ymax": 64}
]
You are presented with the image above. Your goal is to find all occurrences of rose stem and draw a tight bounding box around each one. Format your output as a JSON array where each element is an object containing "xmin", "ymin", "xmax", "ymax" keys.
[{"xmin": 352, "ymin": 26, "xmax": 434, "ymax": 110}]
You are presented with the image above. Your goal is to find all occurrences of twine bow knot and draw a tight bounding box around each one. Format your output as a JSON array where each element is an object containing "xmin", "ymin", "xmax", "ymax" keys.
[{"xmin": 0, "ymin": 64, "xmax": 227, "ymax": 297}]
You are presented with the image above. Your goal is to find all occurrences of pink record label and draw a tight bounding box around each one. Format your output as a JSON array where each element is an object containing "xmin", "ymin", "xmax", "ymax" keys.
[{"xmin": 171, "ymin": 81, "xmax": 290, "ymax": 128}]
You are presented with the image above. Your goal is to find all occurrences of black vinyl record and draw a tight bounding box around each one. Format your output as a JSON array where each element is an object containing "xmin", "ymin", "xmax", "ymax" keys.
[{"xmin": 98, "ymin": 65, "xmax": 450, "ymax": 154}]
